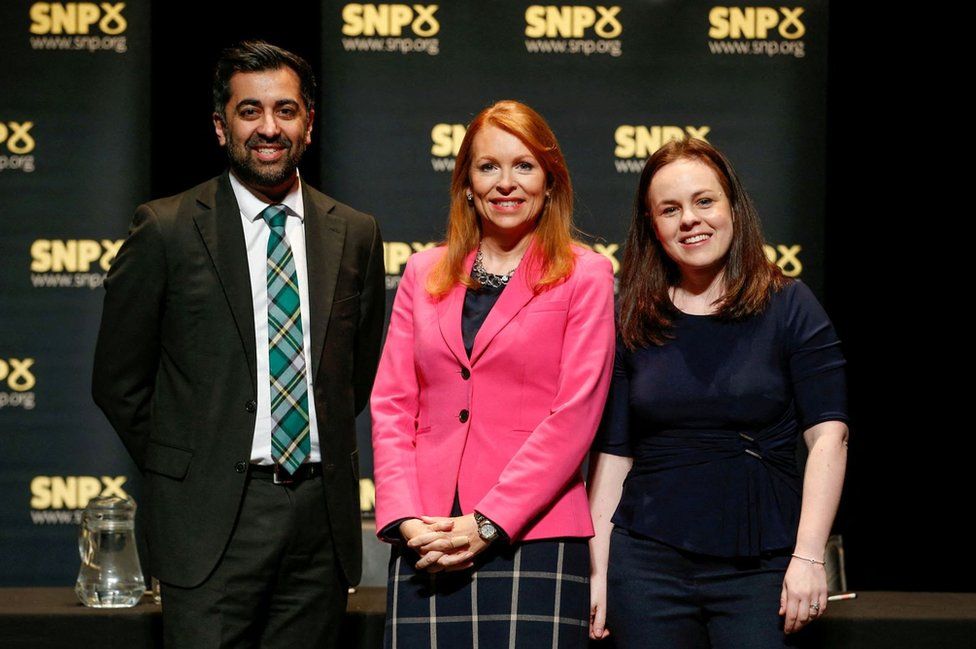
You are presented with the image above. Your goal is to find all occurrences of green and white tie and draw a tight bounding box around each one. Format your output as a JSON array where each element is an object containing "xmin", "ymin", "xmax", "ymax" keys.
[{"xmin": 261, "ymin": 205, "xmax": 310, "ymax": 475}]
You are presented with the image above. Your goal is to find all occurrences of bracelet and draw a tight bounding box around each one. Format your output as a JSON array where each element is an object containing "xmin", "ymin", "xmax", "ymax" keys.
[{"xmin": 791, "ymin": 553, "xmax": 825, "ymax": 566}]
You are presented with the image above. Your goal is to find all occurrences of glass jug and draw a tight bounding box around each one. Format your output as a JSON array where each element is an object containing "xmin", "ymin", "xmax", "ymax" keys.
[{"xmin": 74, "ymin": 495, "xmax": 146, "ymax": 607}]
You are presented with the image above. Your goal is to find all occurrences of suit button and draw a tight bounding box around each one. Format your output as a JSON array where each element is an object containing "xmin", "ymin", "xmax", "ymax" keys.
[
  {"xmin": 245, "ymin": 400, "xmax": 257, "ymax": 413},
  {"xmin": 459, "ymin": 409, "xmax": 469, "ymax": 423},
  {"xmin": 460, "ymin": 367, "xmax": 471, "ymax": 380},
  {"xmin": 234, "ymin": 461, "xmax": 247, "ymax": 473}
]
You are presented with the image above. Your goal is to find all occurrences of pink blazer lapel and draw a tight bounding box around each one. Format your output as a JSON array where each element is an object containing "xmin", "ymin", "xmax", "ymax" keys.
[
  {"xmin": 469, "ymin": 242, "xmax": 543, "ymax": 366},
  {"xmin": 436, "ymin": 249, "xmax": 476, "ymax": 365}
]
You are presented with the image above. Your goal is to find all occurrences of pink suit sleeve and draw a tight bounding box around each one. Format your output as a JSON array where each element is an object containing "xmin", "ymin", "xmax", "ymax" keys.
[{"xmin": 370, "ymin": 258, "xmax": 425, "ymax": 537}]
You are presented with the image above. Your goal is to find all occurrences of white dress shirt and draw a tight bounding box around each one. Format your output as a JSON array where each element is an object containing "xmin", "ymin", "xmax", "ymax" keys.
[{"xmin": 229, "ymin": 171, "xmax": 321, "ymax": 465}]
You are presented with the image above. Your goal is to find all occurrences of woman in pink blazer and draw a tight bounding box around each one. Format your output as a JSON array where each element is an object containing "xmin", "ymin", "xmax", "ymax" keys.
[{"xmin": 371, "ymin": 100, "xmax": 615, "ymax": 649}]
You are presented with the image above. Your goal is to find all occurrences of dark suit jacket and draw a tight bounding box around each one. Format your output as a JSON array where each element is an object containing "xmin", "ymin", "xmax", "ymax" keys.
[{"xmin": 92, "ymin": 173, "xmax": 384, "ymax": 588}]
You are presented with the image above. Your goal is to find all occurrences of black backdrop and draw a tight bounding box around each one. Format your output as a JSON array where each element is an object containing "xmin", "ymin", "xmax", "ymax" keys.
[
  {"xmin": 0, "ymin": 0, "xmax": 965, "ymax": 593},
  {"xmin": 149, "ymin": 1, "xmax": 971, "ymax": 594}
]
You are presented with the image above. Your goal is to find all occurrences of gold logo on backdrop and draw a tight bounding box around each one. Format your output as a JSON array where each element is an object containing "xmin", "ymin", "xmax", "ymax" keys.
[
  {"xmin": 30, "ymin": 476, "xmax": 129, "ymax": 510},
  {"xmin": 381, "ymin": 242, "xmax": 622, "ymax": 277},
  {"xmin": 614, "ymin": 126, "xmax": 711, "ymax": 159},
  {"xmin": 29, "ymin": 2, "xmax": 127, "ymax": 35},
  {"xmin": 30, "ymin": 239, "xmax": 122, "ymax": 273},
  {"xmin": 342, "ymin": 4, "xmax": 439, "ymax": 36},
  {"xmin": 708, "ymin": 7, "xmax": 805, "ymax": 40},
  {"xmin": 525, "ymin": 5, "xmax": 622, "ymax": 38},
  {"xmin": 0, "ymin": 359, "xmax": 36, "ymax": 392},
  {"xmin": 764, "ymin": 244, "xmax": 802, "ymax": 276},
  {"xmin": 383, "ymin": 242, "xmax": 438, "ymax": 276},
  {"xmin": 430, "ymin": 124, "xmax": 466, "ymax": 157},
  {"xmin": 0, "ymin": 122, "xmax": 35, "ymax": 154}
]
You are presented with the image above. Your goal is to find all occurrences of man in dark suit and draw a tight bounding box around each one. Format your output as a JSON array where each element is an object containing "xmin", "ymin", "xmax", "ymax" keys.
[{"xmin": 92, "ymin": 41, "xmax": 384, "ymax": 648}]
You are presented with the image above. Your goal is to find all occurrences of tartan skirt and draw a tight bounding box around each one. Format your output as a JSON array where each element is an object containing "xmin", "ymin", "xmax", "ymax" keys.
[{"xmin": 385, "ymin": 538, "xmax": 590, "ymax": 649}]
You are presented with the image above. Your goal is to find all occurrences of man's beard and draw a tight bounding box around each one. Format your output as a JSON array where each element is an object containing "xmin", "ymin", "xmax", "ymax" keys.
[{"xmin": 226, "ymin": 132, "xmax": 307, "ymax": 190}]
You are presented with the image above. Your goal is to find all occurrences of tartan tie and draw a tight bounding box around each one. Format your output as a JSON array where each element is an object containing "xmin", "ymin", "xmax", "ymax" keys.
[{"xmin": 261, "ymin": 205, "xmax": 310, "ymax": 475}]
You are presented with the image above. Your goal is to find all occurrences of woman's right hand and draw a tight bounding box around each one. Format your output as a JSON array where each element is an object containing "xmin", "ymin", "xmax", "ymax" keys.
[
  {"xmin": 589, "ymin": 572, "xmax": 611, "ymax": 640},
  {"xmin": 399, "ymin": 517, "xmax": 473, "ymax": 571}
]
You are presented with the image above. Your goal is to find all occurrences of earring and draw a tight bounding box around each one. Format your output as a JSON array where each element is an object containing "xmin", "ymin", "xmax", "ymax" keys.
[{"xmin": 465, "ymin": 192, "xmax": 474, "ymax": 203}]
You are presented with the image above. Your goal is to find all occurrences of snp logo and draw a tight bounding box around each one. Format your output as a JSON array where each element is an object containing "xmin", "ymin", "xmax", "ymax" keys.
[
  {"xmin": 30, "ymin": 2, "xmax": 127, "ymax": 34},
  {"xmin": 525, "ymin": 5, "xmax": 621, "ymax": 38},
  {"xmin": 30, "ymin": 476, "xmax": 130, "ymax": 524},
  {"xmin": 342, "ymin": 4, "xmax": 438, "ymax": 36},
  {"xmin": 341, "ymin": 4, "xmax": 439, "ymax": 54},
  {"xmin": 384, "ymin": 241, "xmax": 437, "ymax": 280},
  {"xmin": 524, "ymin": 5, "xmax": 623, "ymax": 57},
  {"xmin": 0, "ymin": 358, "xmax": 36, "ymax": 411},
  {"xmin": 708, "ymin": 7, "xmax": 806, "ymax": 57},
  {"xmin": 0, "ymin": 121, "xmax": 36, "ymax": 174},
  {"xmin": 764, "ymin": 243, "xmax": 802, "ymax": 277},
  {"xmin": 30, "ymin": 239, "xmax": 122, "ymax": 289},
  {"xmin": 613, "ymin": 126, "xmax": 711, "ymax": 173},
  {"xmin": 709, "ymin": 7, "xmax": 804, "ymax": 39},
  {"xmin": 430, "ymin": 123, "xmax": 465, "ymax": 172},
  {"xmin": 29, "ymin": 3, "xmax": 128, "ymax": 52}
]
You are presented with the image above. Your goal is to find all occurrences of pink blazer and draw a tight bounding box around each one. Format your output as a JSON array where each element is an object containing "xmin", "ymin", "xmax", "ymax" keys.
[{"xmin": 371, "ymin": 243, "xmax": 615, "ymax": 541}]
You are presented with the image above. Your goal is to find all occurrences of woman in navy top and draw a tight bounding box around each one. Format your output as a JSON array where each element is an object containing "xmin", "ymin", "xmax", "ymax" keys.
[{"xmin": 588, "ymin": 138, "xmax": 849, "ymax": 648}]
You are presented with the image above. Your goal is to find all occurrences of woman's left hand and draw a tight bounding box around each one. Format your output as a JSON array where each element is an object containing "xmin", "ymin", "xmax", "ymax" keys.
[
  {"xmin": 422, "ymin": 514, "xmax": 491, "ymax": 573},
  {"xmin": 779, "ymin": 557, "xmax": 828, "ymax": 633}
]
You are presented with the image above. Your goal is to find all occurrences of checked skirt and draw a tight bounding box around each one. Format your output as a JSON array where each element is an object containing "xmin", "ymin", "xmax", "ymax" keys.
[{"xmin": 385, "ymin": 537, "xmax": 590, "ymax": 649}]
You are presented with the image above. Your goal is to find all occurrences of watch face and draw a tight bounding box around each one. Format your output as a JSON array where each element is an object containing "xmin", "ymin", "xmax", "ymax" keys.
[{"xmin": 480, "ymin": 522, "xmax": 497, "ymax": 539}]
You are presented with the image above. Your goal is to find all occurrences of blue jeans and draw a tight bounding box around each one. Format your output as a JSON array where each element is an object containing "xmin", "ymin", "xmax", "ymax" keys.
[{"xmin": 607, "ymin": 527, "xmax": 797, "ymax": 648}]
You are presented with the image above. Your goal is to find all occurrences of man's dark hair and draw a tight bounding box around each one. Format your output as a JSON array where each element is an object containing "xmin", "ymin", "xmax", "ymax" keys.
[{"xmin": 213, "ymin": 40, "xmax": 316, "ymax": 118}]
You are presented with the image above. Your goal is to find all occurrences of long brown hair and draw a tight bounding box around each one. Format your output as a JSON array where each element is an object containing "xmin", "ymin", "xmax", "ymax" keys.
[
  {"xmin": 426, "ymin": 100, "xmax": 576, "ymax": 297},
  {"xmin": 618, "ymin": 138, "xmax": 788, "ymax": 349}
]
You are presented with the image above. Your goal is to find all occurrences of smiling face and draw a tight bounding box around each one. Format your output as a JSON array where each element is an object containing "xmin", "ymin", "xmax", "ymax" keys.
[
  {"xmin": 647, "ymin": 157, "xmax": 734, "ymax": 280},
  {"xmin": 213, "ymin": 67, "xmax": 313, "ymax": 199},
  {"xmin": 467, "ymin": 125, "xmax": 548, "ymax": 242}
]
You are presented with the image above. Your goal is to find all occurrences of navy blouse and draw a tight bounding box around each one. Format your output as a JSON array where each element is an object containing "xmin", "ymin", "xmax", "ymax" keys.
[{"xmin": 597, "ymin": 281, "xmax": 848, "ymax": 557}]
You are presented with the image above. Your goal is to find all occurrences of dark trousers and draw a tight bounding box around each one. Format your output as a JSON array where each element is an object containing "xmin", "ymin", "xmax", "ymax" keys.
[
  {"xmin": 160, "ymin": 473, "xmax": 347, "ymax": 649},
  {"xmin": 607, "ymin": 528, "xmax": 797, "ymax": 649}
]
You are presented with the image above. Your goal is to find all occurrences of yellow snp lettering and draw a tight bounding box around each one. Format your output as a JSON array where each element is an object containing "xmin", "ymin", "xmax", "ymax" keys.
[
  {"xmin": 359, "ymin": 478, "xmax": 376, "ymax": 511},
  {"xmin": 383, "ymin": 241, "xmax": 438, "ymax": 275},
  {"xmin": 614, "ymin": 125, "xmax": 711, "ymax": 159},
  {"xmin": 430, "ymin": 123, "xmax": 466, "ymax": 157},
  {"xmin": 763, "ymin": 244, "xmax": 802, "ymax": 276},
  {"xmin": 708, "ymin": 7, "xmax": 805, "ymax": 40},
  {"xmin": 0, "ymin": 358, "xmax": 36, "ymax": 392},
  {"xmin": 0, "ymin": 122, "xmax": 36, "ymax": 154},
  {"xmin": 30, "ymin": 476, "xmax": 128, "ymax": 510},
  {"xmin": 525, "ymin": 5, "xmax": 622, "ymax": 38},
  {"xmin": 593, "ymin": 243, "xmax": 620, "ymax": 274},
  {"xmin": 30, "ymin": 239, "xmax": 122, "ymax": 272},
  {"xmin": 29, "ymin": 3, "xmax": 126, "ymax": 35},
  {"xmin": 341, "ymin": 4, "xmax": 439, "ymax": 37},
  {"xmin": 384, "ymin": 242, "xmax": 411, "ymax": 275}
]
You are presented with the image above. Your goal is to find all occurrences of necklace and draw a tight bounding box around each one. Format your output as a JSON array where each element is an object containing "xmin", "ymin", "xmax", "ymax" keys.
[{"xmin": 473, "ymin": 247, "xmax": 518, "ymax": 288}]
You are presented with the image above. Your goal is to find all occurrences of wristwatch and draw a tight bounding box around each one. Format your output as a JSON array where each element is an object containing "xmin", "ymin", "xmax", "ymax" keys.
[{"xmin": 473, "ymin": 511, "xmax": 499, "ymax": 543}]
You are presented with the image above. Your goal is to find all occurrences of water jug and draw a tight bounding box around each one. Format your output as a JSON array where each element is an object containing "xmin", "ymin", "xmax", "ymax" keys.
[{"xmin": 74, "ymin": 496, "xmax": 146, "ymax": 607}]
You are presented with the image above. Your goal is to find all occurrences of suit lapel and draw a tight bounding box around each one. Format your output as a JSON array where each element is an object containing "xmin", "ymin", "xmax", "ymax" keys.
[
  {"xmin": 436, "ymin": 250, "xmax": 475, "ymax": 365},
  {"xmin": 469, "ymin": 243, "xmax": 542, "ymax": 366},
  {"xmin": 303, "ymin": 187, "xmax": 343, "ymax": 379},
  {"xmin": 192, "ymin": 173, "xmax": 257, "ymax": 389}
]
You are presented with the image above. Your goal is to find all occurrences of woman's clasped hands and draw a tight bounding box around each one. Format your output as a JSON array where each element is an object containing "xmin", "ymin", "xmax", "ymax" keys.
[{"xmin": 399, "ymin": 514, "xmax": 491, "ymax": 573}]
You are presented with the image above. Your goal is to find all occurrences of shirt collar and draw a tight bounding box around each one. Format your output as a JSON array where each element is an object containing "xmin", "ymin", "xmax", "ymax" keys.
[{"xmin": 228, "ymin": 170, "xmax": 305, "ymax": 223}]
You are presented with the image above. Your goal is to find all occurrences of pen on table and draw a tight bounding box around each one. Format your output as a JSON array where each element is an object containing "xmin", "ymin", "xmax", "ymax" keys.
[{"xmin": 827, "ymin": 593, "xmax": 857, "ymax": 602}]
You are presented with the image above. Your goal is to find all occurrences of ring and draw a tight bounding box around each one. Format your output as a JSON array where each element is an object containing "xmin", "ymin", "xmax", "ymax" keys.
[{"xmin": 810, "ymin": 602, "xmax": 821, "ymax": 611}]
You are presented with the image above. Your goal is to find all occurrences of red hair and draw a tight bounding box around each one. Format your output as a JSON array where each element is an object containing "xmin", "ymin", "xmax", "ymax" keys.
[{"xmin": 427, "ymin": 100, "xmax": 576, "ymax": 297}]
